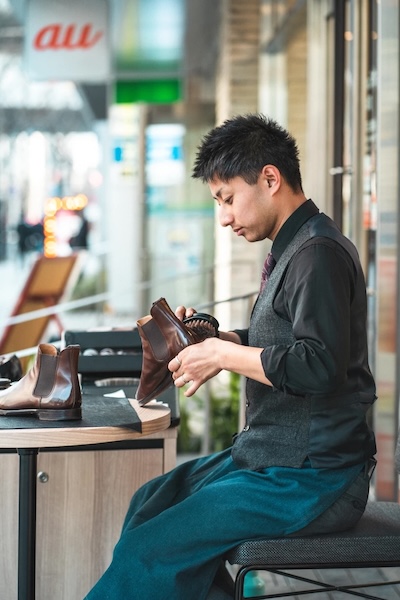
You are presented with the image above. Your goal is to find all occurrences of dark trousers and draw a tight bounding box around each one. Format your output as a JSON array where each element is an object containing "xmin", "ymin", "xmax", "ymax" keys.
[{"xmin": 84, "ymin": 449, "xmax": 370, "ymax": 600}]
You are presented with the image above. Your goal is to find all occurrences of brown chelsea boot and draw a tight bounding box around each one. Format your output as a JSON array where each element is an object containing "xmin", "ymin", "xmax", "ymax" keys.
[
  {"xmin": 136, "ymin": 297, "xmax": 218, "ymax": 406},
  {"xmin": 0, "ymin": 343, "xmax": 82, "ymax": 421}
]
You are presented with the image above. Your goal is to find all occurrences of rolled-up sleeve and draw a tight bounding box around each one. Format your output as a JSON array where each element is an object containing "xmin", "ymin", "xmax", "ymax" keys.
[{"xmin": 232, "ymin": 328, "xmax": 249, "ymax": 346}]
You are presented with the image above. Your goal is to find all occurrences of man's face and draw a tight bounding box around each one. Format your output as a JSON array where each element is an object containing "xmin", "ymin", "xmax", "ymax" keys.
[{"xmin": 209, "ymin": 175, "xmax": 277, "ymax": 242}]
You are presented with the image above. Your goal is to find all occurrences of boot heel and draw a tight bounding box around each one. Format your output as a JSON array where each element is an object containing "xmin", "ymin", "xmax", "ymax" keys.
[{"xmin": 38, "ymin": 407, "xmax": 82, "ymax": 421}]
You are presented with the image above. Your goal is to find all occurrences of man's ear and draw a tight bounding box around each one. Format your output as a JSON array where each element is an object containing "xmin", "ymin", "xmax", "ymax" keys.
[{"xmin": 260, "ymin": 165, "xmax": 280, "ymax": 191}]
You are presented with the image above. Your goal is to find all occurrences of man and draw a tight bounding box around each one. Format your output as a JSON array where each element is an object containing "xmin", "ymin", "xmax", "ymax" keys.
[{"xmin": 85, "ymin": 114, "xmax": 376, "ymax": 600}]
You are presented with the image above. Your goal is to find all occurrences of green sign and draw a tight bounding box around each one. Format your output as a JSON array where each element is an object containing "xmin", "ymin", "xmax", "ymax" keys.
[{"xmin": 115, "ymin": 79, "xmax": 182, "ymax": 104}]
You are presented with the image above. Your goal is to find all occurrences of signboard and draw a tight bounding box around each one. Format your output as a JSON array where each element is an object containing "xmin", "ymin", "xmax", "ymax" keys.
[{"xmin": 24, "ymin": 0, "xmax": 110, "ymax": 81}]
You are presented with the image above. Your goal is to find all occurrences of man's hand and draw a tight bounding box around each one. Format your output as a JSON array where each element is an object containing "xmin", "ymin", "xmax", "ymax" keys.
[
  {"xmin": 168, "ymin": 337, "xmax": 222, "ymax": 397},
  {"xmin": 175, "ymin": 305, "xmax": 197, "ymax": 321}
]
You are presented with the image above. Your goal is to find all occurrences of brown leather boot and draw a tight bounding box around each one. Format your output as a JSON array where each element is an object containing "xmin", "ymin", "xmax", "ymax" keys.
[
  {"xmin": 136, "ymin": 298, "xmax": 218, "ymax": 406},
  {"xmin": 0, "ymin": 343, "xmax": 82, "ymax": 421}
]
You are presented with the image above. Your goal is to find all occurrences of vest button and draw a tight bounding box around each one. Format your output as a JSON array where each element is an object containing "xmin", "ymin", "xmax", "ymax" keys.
[
  {"xmin": 245, "ymin": 401, "xmax": 249, "ymax": 407},
  {"xmin": 243, "ymin": 425, "xmax": 250, "ymax": 432}
]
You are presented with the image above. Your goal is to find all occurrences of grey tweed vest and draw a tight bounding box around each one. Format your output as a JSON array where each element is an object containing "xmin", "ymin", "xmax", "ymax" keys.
[{"xmin": 231, "ymin": 213, "xmax": 376, "ymax": 471}]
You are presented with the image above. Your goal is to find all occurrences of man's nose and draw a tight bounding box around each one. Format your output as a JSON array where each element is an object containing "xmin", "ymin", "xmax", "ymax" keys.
[{"xmin": 218, "ymin": 207, "xmax": 233, "ymax": 227}]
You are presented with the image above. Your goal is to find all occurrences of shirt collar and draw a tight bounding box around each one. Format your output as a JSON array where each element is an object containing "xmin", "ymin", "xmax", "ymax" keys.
[{"xmin": 272, "ymin": 199, "xmax": 319, "ymax": 262}]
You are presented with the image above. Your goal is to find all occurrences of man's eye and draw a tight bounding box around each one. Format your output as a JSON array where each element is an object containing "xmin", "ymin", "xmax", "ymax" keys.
[{"xmin": 224, "ymin": 197, "xmax": 232, "ymax": 205}]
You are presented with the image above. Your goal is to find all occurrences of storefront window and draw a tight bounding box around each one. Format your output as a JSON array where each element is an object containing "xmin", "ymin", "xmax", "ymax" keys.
[
  {"xmin": 374, "ymin": 0, "xmax": 399, "ymax": 500},
  {"xmin": 342, "ymin": 0, "xmax": 400, "ymax": 501}
]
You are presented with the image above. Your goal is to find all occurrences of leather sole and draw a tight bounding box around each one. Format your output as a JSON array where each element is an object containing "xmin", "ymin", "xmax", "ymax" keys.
[{"xmin": 0, "ymin": 407, "xmax": 82, "ymax": 421}]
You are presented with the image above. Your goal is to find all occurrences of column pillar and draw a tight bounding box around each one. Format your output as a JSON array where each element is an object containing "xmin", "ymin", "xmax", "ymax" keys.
[{"xmin": 214, "ymin": 0, "xmax": 264, "ymax": 330}]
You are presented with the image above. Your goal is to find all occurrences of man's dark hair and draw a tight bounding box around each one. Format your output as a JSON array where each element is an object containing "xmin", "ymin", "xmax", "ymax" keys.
[{"xmin": 192, "ymin": 113, "xmax": 303, "ymax": 193}]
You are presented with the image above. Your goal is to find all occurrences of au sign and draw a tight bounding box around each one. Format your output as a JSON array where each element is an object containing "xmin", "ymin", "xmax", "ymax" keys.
[
  {"xmin": 24, "ymin": 0, "xmax": 109, "ymax": 80},
  {"xmin": 33, "ymin": 24, "xmax": 103, "ymax": 50}
]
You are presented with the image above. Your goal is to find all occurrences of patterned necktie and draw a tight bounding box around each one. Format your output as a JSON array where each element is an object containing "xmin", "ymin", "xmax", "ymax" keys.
[{"xmin": 260, "ymin": 252, "xmax": 276, "ymax": 292}]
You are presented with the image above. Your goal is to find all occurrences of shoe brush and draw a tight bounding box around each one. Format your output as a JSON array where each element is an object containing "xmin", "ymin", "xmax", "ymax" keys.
[{"xmin": 183, "ymin": 312, "xmax": 219, "ymax": 339}]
